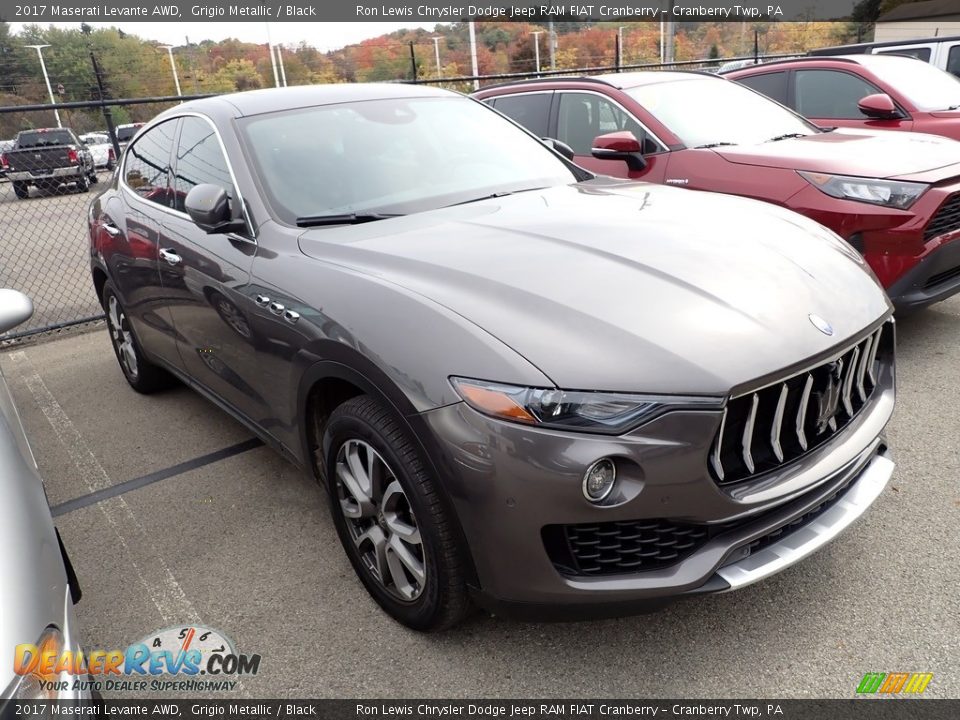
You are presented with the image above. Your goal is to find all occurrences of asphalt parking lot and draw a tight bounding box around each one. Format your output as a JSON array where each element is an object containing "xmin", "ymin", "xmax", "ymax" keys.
[
  {"xmin": 1, "ymin": 297, "xmax": 958, "ymax": 699},
  {"xmin": 0, "ymin": 173, "xmax": 111, "ymax": 335}
]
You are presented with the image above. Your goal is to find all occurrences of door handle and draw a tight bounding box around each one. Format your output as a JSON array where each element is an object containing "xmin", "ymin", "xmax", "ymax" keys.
[
  {"xmin": 268, "ymin": 301, "xmax": 285, "ymax": 315},
  {"xmin": 255, "ymin": 294, "xmax": 270, "ymax": 306},
  {"xmin": 283, "ymin": 310, "xmax": 300, "ymax": 324},
  {"xmin": 102, "ymin": 221, "xmax": 121, "ymax": 237},
  {"xmin": 159, "ymin": 248, "xmax": 182, "ymax": 266}
]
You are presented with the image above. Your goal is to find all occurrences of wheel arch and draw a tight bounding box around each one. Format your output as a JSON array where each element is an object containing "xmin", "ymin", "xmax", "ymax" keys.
[{"xmin": 296, "ymin": 353, "xmax": 481, "ymax": 591}]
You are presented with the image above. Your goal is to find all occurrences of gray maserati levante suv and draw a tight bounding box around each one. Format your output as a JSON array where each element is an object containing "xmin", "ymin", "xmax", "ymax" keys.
[{"xmin": 88, "ymin": 84, "xmax": 896, "ymax": 630}]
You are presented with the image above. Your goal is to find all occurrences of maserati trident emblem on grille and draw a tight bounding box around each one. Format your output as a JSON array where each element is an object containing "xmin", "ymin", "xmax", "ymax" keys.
[
  {"xmin": 813, "ymin": 360, "xmax": 844, "ymax": 435},
  {"xmin": 808, "ymin": 313, "xmax": 834, "ymax": 336}
]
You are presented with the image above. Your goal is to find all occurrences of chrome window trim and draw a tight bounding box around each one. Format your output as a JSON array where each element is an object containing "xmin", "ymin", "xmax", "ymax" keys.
[
  {"xmin": 119, "ymin": 111, "xmax": 256, "ymax": 243},
  {"xmin": 492, "ymin": 88, "xmax": 670, "ymax": 154}
]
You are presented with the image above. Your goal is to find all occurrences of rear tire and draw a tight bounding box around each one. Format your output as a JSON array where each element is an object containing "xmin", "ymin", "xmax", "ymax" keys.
[
  {"xmin": 75, "ymin": 173, "xmax": 90, "ymax": 192},
  {"xmin": 101, "ymin": 282, "xmax": 170, "ymax": 393},
  {"xmin": 322, "ymin": 396, "xmax": 472, "ymax": 631},
  {"xmin": 12, "ymin": 182, "xmax": 28, "ymax": 199}
]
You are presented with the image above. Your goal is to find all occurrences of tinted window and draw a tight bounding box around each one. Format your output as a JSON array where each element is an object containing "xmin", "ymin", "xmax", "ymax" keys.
[
  {"xmin": 124, "ymin": 120, "xmax": 176, "ymax": 207},
  {"xmin": 172, "ymin": 117, "xmax": 234, "ymax": 213},
  {"xmin": 17, "ymin": 129, "xmax": 74, "ymax": 147},
  {"xmin": 947, "ymin": 46, "xmax": 960, "ymax": 78},
  {"xmin": 556, "ymin": 92, "xmax": 653, "ymax": 155},
  {"xmin": 875, "ymin": 47, "xmax": 932, "ymax": 61},
  {"xmin": 492, "ymin": 93, "xmax": 551, "ymax": 137},
  {"xmin": 736, "ymin": 72, "xmax": 788, "ymax": 105},
  {"xmin": 794, "ymin": 70, "xmax": 881, "ymax": 118},
  {"xmin": 117, "ymin": 125, "xmax": 142, "ymax": 142},
  {"xmin": 239, "ymin": 97, "xmax": 577, "ymax": 224}
]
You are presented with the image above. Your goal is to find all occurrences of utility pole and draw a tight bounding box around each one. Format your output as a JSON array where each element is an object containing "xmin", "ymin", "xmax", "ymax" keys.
[
  {"xmin": 468, "ymin": 21, "xmax": 479, "ymax": 90},
  {"xmin": 531, "ymin": 31, "xmax": 543, "ymax": 74},
  {"xmin": 617, "ymin": 26, "xmax": 624, "ymax": 69},
  {"xmin": 431, "ymin": 36, "xmax": 442, "ymax": 78},
  {"xmin": 159, "ymin": 45, "xmax": 181, "ymax": 97},
  {"xmin": 276, "ymin": 44, "xmax": 288, "ymax": 86},
  {"xmin": 548, "ymin": 20, "xmax": 556, "ymax": 69},
  {"xmin": 664, "ymin": 2, "xmax": 676, "ymax": 64},
  {"xmin": 408, "ymin": 42, "xmax": 417, "ymax": 81},
  {"xmin": 90, "ymin": 50, "xmax": 119, "ymax": 159},
  {"xmin": 265, "ymin": 23, "xmax": 280, "ymax": 88},
  {"xmin": 26, "ymin": 45, "xmax": 61, "ymax": 128}
]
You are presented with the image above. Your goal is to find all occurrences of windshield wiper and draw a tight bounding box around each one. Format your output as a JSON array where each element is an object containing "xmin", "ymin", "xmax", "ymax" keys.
[
  {"xmin": 694, "ymin": 142, "xmax": 737, "ymax": 149},
  {"xmin": 448, "ymin": 186, "xmax": 548, "ymax": 207},
  {"xmin": 295, "ymin": 212, "xmax": 401, "ymax": 227},
  {"xmin": 766, "ymin": 133, "xmax": 808, "ymax": 142}
]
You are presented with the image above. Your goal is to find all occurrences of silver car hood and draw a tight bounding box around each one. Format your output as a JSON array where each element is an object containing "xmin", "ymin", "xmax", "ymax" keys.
[
  {"xmin": 299, "ymin": 182, "xmax": 891, "ymax": 395},
  {"xmin": 0, "ymin": 369, "xmax": 67, "ymax": 693}
]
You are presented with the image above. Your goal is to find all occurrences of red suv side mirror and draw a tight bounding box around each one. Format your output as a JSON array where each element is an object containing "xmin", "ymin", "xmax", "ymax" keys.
[
  {"xmin": 858, "ymin": 93, "xmax": 903, "ymax": 120},
  {"xmin": 591, "ymin": 131, "xmax": 647, "ymax": 171}
]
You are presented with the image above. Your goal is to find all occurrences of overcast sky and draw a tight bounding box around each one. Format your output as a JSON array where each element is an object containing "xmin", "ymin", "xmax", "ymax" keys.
[{"xmin": 7, "ymin": 22, "xmax": 444, "ymax": 51}]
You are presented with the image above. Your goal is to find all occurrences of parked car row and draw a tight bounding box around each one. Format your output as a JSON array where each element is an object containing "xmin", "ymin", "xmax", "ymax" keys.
[{"xmin": 477, "ymin": 54, "xmax": 960, "ymax": 313}]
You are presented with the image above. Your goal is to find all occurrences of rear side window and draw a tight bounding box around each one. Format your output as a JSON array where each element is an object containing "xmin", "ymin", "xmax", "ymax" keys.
[
  {"xmin": 736, "ymin": 72, "xmax": 788, "ymax": 106},
  {"xmin": 794, "ymin": 70, "xmax": 882, "ymax": 119},
  {"xmin": 492, "ymin": 93, "xmax": 552, "ymax": 138},
  {"xmin": 124, "ymin": 120, "xmax": 177, "ymax": 207},
  {"xmin": 172, "ymin": 116, "xmax": 234, "ymax": 213},
  {"xmin": 875, "ymin": 47, "xmax": 932, "ymax": 62}
]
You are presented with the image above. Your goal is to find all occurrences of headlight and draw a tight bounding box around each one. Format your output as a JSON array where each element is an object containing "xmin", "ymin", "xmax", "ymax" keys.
[
  {"xmin": 798, "ymin": 171, "xmax": 927, "ymax": 210},
  {"xmin": 4, "ymin": 626, "xmax": 82, "ymax": 700},
  {"xmin": 451, "ymin": 377, "xmax": 722, "ymax": 434}
]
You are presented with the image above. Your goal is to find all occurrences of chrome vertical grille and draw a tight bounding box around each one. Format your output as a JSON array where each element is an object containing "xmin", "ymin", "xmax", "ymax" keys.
[{"xmin": 710, "ymin": 322, "xmax": 892, "ymax": 485}]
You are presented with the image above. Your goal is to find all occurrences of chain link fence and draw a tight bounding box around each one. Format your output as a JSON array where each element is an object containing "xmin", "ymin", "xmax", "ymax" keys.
[{"xmin": 0, "ymin": 54, "xmax": 790, "ymax": 343}]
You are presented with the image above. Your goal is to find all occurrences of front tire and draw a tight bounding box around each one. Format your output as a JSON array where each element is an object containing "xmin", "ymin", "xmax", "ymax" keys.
[
  {"xmin": 101, "ymin": 282, "xmax": 170, "ymax": 393},
  {"xmin": 322, "ymin": 396, "xmax": 472, "ymax": 631}
]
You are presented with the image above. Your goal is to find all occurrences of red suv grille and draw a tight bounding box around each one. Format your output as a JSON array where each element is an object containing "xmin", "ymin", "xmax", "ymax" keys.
[{"xmin": 925, "ymin": 192, "xmax": 960, "ymax": 241}]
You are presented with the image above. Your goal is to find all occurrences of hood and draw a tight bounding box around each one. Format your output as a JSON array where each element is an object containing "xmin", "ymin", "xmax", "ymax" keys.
[
  {"xmin": 0, "ymin": 371, "xmax": 67, "ymax": 693},
  {"xmin": 299, "ymin": 182, "xmax": 891, "ymax": 396},
  {"xmin": 713, "ymin": 129, "xmax": 960, "ymax": 182}
]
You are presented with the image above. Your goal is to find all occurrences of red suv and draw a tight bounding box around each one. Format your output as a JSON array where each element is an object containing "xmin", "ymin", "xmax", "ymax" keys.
[
  {"xmin": 726, "ymin": 54, "xmax": 960, "ymax": 141},
  {"xmin": 474, "ymin": 72, "xmax": 960, "ymax": 312}
]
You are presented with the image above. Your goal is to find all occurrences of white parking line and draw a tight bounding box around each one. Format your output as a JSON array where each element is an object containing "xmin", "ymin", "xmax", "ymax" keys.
[{"xmin": 7, "ymin": 349, "xmax": 200, "ymax": 625}]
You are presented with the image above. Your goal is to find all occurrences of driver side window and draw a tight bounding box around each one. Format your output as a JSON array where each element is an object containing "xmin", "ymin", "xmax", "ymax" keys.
[
  {"xmin": 556, "ymin": 92, "xmax": 653, "ymax": 155},
  {"xmin": 172, "ymin": 116, "xmax": 235, "ymax": 213}
]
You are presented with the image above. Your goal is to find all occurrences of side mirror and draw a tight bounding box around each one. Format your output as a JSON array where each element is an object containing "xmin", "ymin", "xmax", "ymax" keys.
[
  {"xmin": 541, "ymin": 137, "xmax": 575, "ymax": 161},
  {"xmin": 591, "ymin": 131, "xmax": 647, "ymax": 171},
  {"xmin": 184, "ymin": 184, "xmax": 245, "ymax": 234},
  {"xmin": 858, "ymin": 93, "xmax": 902, "ymax": 120},
  {"xmin": 0, "ymin": 289, "xmax": 34, "ymax": 335}
]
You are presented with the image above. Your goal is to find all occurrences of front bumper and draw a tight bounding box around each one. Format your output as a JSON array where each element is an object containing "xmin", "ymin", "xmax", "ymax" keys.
[{"xmin": 420, "ymin": 351, "xmax": 895, "ymax": 618}]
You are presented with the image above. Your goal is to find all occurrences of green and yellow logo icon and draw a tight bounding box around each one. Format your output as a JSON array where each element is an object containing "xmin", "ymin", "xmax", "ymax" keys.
[{"xmin": 857, "ymin": 672, "xmax": 933, "ymax": 695}]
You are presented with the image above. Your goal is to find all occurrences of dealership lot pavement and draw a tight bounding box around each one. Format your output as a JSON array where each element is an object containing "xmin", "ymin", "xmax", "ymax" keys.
[{"xmin": 2, "ymin": 303, "xmax": 959, "ymax": 698}]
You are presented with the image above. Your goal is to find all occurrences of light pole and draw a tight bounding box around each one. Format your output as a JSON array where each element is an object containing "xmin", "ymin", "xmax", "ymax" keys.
[
  {"xmin": 617, "ymin": 26, "xmax": 625, "ymax": 68},
  {"xmin": 276, "ymin": 43, "xmax": 288, "ymax": 87},
  {"xmin": 431, "ymin": 36, "xmax": 442, "ymax": 79},
  {"xmin": 531, "ymin": 31, "xmax": 543, "ymax": 74},
  {"xmin": 265, "ymin": 22, "xmax": 280, "ymax": 88},
  {"xmin": 159, "ymin": 45, "xmax": 182, "ymax": 97},
  {"xmin": 468, "ymin": 21, "xmax": 479, "ymax": 90},
  {"xmin": 25, "ymin": 44, "xmax": 61, "ymax": 128}
]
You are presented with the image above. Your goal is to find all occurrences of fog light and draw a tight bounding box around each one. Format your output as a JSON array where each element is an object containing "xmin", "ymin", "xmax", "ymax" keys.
[{"xmin": 583, "ymin": 458, "xmax": 616, "ymax": 502}]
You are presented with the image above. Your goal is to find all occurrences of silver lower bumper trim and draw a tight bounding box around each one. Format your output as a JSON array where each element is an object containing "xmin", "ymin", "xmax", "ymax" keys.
[{"xmin": 717, "ymin": 453, "xmax": 894, "ymax": 590}]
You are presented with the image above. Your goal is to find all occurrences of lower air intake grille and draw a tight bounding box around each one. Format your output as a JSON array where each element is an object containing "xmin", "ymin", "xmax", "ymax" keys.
[
  {"xmin": 925, "ymin": 192, "xmax": 960, "ymax": 241},
  {"xmin": 709, "ymin": 322, "xmax": 892, "ymax": 486},
  {"xmin": 542, "ymin": 520, "xmax": 709, "ymax": 575}
]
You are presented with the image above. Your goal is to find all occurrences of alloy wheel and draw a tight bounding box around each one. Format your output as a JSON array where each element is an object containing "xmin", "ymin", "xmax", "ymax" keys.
[
  {"xmin": 334, "ymin": 439, "xmax": 426, "ymax": 601},
  {"xmin": 107, "ymin": 295, "xmax": 138, "ymax": 379}
]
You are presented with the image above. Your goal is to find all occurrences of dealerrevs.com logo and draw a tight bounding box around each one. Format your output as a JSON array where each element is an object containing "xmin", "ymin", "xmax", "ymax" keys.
[
  {"xmin": 856, "ymin": 672, "xmax": 934, "ymax": 696},
  {"xmin": 15, "ymin": 625, "xmax": 261, "ymax": 694}
]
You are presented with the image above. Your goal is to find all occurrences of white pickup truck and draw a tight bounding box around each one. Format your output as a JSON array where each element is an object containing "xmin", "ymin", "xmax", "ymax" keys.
[{"xmin": 810, "ymin": 35, "xmax": 960, "ymax": 78}]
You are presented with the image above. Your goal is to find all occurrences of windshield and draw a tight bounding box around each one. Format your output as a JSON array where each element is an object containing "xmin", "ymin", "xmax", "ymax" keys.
[
  {"xmin": 625, "ymin": 77, "xmax": 817, "ymax": 148},
  {"xmin": 17, "ymin": 130, "xmax": 74, "ymax": 148},
  {"xmin": 871, "ymin": 58, "xmax": 960, "ymax": 110},
  {"xmin": 239, "ymin": 96, "xmax": 579, "ymax": 224}
]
